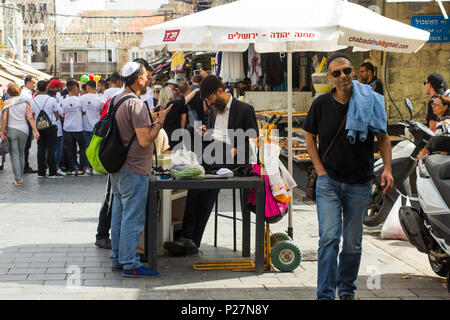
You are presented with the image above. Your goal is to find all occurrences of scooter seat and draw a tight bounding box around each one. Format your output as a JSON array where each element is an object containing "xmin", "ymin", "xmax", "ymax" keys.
[
  {"xmin": 440, "ymin": 161, "xmax": 450, "ymax": 180},
  {"xmin": 425, "ymin": 155, "xmax": 450, "ymax": 209}
]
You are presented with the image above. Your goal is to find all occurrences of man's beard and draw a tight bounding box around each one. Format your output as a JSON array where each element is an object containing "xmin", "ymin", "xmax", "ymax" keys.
[{"xmin": 212, "ymin": 96, "xmax": 227, "ymax": 114}]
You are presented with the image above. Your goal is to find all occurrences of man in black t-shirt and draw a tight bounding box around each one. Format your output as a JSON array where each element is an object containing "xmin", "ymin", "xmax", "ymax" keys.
[
  {"xmin": 303, "ymin": 53, "xmax": 393, "ymax": 301},
  {"xmin": 359, "ymin": 62, "xmax": 383, "ymax": 96}
]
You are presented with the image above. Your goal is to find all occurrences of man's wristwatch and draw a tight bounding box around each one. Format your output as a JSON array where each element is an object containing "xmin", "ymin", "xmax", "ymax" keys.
[{"xmin": 153, "ymin": 121, "xmax": 162, "ymax": 128}]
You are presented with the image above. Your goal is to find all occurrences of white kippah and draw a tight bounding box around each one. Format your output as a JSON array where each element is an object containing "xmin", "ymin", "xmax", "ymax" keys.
[{"xmin": 122, "ymin": 62, "xmax": 140, "ymax": 78}]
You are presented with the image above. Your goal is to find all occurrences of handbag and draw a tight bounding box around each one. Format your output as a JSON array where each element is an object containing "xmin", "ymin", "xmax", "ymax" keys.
[
  {"xmin": 305, "ymin": 111, "xmax": 348, "ymax": 201},
  {"xmin": 0, "ymin": 109, "xmax": 9, "ymax": 155},
  {"xmin": 0, "ymin": 137, "xmax": 9, "ymax": 155}
]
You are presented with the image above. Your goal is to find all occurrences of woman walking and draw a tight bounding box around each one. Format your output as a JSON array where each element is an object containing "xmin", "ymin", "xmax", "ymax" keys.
[{"xmin": 0, "ymin": 84, "xmax": 40, "ymax": 185}]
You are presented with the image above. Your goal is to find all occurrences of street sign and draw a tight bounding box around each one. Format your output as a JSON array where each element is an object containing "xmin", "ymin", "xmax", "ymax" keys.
[{"xmin": 411, "ymin": 15, "xmax": 449, "ymax": 43}]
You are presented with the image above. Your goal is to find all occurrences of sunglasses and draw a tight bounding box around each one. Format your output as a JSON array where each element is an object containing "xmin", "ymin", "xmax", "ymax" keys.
[
  {"xmin": 423, "ymin": 81, "xmax": 429, "ymax": 85},
  {"xmin": 330, "ymin": 67, "xmax": 352, "ymax": 78},
  {"xmin": 431, "ymin": 103, "xmax": 443, "ymax": 107}
]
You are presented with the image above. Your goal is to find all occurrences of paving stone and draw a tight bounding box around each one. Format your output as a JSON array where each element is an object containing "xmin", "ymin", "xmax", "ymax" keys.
[
  {"xmin": 409, "ymin": 288, "xmax": 450, "ymax": 298},
  {"xmin": 8, "ymin": 268, "xmax": 46, "ymax": 275},
  {"xmin": 40, "ymin": 293, "xmax": 84, "ymax": 300},
  {"xmin": 83, "ymin": 293, "xmax": 124, "ymax": 300},
  {"xmin": 28, "ymin": 273, "xmax": 67, "ymax": 281},
  {"xmin": 371, "ymin": 289, "xmax": 418, "ymax": 298}
]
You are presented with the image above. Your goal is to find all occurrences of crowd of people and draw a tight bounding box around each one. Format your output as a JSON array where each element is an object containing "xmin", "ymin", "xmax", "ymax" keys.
[{"xmin": 0, "ymin": 59, "xmax": 211, "ymax": 186}]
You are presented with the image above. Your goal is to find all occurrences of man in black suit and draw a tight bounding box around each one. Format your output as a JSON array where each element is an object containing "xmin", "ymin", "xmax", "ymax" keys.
[{"xmin": 164, "ymin": 75, "xmax": 258, "ymax": 255}]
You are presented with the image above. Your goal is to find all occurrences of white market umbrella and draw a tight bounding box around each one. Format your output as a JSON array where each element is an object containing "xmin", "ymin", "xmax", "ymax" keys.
[
  {"xmin": 142, "ymin": 0, "xmax": 429, "ymax": 53},
  {"xmin": 141, "ymin": 0, "xmax": 430, "ymax": 236}
]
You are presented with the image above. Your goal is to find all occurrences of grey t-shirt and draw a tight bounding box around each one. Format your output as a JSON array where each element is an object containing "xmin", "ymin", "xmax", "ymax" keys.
[{"xmin": 114, "ymin": 91, "xmax": 153, "ymax": 175}]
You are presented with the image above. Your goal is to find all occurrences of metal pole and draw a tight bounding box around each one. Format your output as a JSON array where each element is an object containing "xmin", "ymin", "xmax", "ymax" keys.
[
  {"xmin": 104, "ymin": 0, "xmax": 108, "ymax": 78},
  {"xmin": 53, "ymin": 0, "xmax": 57, "ymax": 76},
  {"xmin": 287, "ymin": 51, "xmax": 293, "ymax": 240}
]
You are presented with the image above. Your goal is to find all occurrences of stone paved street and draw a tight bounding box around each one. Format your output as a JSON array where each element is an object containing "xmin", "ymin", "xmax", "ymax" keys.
[{"xmin": 0, "ymin": 147, "xmax": 448, "ymax": 300}]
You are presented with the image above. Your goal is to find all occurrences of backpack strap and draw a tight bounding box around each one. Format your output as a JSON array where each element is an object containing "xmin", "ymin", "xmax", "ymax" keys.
[
  {"xmin": 34, "ymin": 97, "xmax": 51, "ymax": 114},
  {"xmin": 109, "ymin": 94, "xmax": 139, "ymax": 150}
]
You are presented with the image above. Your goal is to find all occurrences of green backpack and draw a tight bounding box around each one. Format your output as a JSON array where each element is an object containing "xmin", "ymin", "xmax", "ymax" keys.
[{"xmin": 86, "ymin": 95, "xmax": 134, "ymax": 174}]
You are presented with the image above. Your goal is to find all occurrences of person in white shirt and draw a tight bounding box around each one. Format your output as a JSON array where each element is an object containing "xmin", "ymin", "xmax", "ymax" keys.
[
  {"xmin": 21, "ymin": 75, "xmax": 38, "ymax": 174},
  {"xmin": 0, "ymin": 84, "xmax": 40, "ymax": 185},
  {"xmin": 61, "ymin": 80, "xmax": 87, "ymax": 176},
  {"xmin": 81, "ymin": 80, "xmax": 102, "ymax": 174},
  {"xmin": 47, "ymin": 88, "xmax": 66, "ymax": 176},
  {"xmin": 100, "ymin": 72, "xmax": 123, "ymax": 105},
  {"xmin": 30, "ymin": 81, "xmax": 63, "ymax": 178}
]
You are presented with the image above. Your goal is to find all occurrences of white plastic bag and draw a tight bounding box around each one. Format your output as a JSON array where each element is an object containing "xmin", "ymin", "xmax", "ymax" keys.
[
  {"xmin": 170, "ymin": 149, "xmax": 205, "ymax": 180},
  {"xmin": 381, "ymin": 195, "xmax": 409, "ymax": 240}
]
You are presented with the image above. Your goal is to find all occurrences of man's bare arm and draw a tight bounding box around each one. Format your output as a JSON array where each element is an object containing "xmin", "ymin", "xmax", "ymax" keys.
[
  {"xmin": 376, "ymin": 133, "xmax": 394, "ymax": 193},
  {"xmin": 305, "ymin": 132, "xmax": 327, "ymax": 176}
]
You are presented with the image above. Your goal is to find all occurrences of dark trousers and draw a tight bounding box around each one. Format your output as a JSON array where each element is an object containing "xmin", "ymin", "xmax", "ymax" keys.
[
  {"xmin": 96, "ymin": 175, "xmax": 113, "ymax": 240},
  {"xmin": 24, "ymin": 122, "xmax": 32, "ymax": 169},
  {"xmin": 63, "ymin": 131, "xmax": 86, "ymax": 171},
  {"xmin": 181, "ymin": 189, "xmax": 220, "ymax": 247},
  {"xmin": 37, "ymin": 126, "xmax": 57, "ymax": 176}
]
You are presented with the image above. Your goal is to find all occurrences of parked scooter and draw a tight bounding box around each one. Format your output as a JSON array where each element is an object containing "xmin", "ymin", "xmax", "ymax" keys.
[
  {"xmin": 365, "ymin": 98, "xmax": 417, "ymax": 227},
  {"xmin": 399, "ymin": 132, "xmax": 450, "ymax": 288}
]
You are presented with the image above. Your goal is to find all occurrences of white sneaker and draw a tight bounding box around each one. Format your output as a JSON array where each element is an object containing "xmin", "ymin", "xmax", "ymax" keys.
[{"xmin": 56, "ymin": 169, "xmax": 67, "ymax": 176}]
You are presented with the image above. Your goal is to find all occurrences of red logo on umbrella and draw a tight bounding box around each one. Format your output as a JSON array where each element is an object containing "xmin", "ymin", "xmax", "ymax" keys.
[{"xmin": 163, "ymin": 30, "xmax": 180, "ymax": 42}]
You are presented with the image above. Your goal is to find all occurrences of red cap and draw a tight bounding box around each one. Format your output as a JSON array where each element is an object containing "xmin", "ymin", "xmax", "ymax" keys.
[{"xmin": 49, "ymin": 79, "xmax": 65, "ymax": 89}]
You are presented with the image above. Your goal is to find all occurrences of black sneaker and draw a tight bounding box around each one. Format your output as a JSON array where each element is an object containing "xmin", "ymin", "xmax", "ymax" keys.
[
  {"xmin": 164, "ymin": 236, "xmax": 198, "ymax": 255},
  {"xmin": 95, "ymin": 238, "xmax": 112, "ymax": 249},
  {"xmin": 339, "ymin": 295, "xmax": 355, "ymax": 300}
]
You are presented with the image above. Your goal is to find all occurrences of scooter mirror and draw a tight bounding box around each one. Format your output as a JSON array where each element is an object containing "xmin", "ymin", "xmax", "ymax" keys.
[{"xmin": 405, "ymin": 98, "xmax": 413, "ymax": 120}]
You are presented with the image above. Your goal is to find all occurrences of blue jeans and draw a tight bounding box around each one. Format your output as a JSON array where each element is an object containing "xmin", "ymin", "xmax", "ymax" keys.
[
  {"xmin": 55, "ymin": 136, "xmax": 63, "ymax": 168},
  {"xmin": 315, "ymin": 174, "xmax": 372, "ymax": 300},
  {"xmin": 83, "ymin": 131, "xmax": 92, "ymax": 168},
  {"xmin": 110, "ymin": 169, "xmax": 149, "ymax": 270}
]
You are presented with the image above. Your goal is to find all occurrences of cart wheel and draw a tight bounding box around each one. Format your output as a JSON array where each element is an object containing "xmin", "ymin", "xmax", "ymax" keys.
[
  {"xmin": 270, "ymin": 233, "xmax": 292, "ymax": 247},
  {"xmin": 271, "ymin": 241, "xmax": 301, "ymax": 272}
]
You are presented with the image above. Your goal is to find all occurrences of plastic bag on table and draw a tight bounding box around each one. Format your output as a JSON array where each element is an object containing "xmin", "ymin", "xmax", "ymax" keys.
[
  {"xmin": 381, "ymin": 195, "xmax": 409, "ymax": 240},
  {"xmin": 170, "ymin": 149, "xmax": 205, "ymax": 180}
]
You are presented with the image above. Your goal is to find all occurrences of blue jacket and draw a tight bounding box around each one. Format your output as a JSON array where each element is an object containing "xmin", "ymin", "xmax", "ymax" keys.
[{"xmin": 346, "ymin": 80, "xmax": 387, "ymax": 144}]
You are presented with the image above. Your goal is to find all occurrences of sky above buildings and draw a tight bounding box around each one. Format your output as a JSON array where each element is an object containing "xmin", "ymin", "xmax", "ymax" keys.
[{"xmin": 56, "ymin": 0, "xmax": 169, "ymax": 15}]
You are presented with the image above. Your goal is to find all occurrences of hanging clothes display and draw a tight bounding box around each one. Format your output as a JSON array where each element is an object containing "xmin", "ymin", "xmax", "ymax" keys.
[
  {"xmin": 171, "ymin": 52, "xmax": 185, "ymax": 72},
  {"xmin": 220, "ymin": 51, "xmax": 245, "ymax": 83},
  {"xmin": 247, "ymin": 44, "xmax": 262, "ymax": 86},
  {"xmin": 214, "ymin": 52, "xmax": 222, "ymax": 76}
]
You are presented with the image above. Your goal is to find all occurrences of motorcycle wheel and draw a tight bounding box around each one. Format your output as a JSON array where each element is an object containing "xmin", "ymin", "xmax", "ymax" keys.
[
  {"xmin": 364, "ymin": 184, "xmax": 393, "ymax": 227},
  {"xmin": 428, "ymin": 253, "xmax": 450, "ymax": 277}
]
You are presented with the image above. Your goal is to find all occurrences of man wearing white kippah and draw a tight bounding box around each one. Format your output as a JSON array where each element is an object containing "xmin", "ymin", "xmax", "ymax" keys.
[{"xmin": 109, "ymin": 61, "xmax": 172, "ymax": 278}]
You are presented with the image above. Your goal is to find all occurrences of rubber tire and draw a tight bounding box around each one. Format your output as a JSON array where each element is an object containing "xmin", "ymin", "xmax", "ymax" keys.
[
  {"xmin": 271, "ymin": 240, "xmax": 301, "ymax": 272},
  {"xmin": 364, "ymin": 185, "xmax": 393, "ymax": 227},
  {"xmin": 428, "ymin": 254, "xmax": 450, "ymax": 277},
  {"xmin": 270, "ymin": 233, "xmax": 292, "ymax": 248}
]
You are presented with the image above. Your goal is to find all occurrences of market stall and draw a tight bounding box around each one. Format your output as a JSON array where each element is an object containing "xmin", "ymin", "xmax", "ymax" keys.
[{"xmin": 141, "ymin": 0, "xmax": 429, "ymax": 237}]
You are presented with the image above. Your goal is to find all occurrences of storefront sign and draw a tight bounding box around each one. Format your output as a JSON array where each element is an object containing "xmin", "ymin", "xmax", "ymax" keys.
[
  {"xmin": 163, "ymin": 30, "xmax": 180, "ymax": 42},
  {"xmin": 411, "ymin": 15, "xmax": 449, "ymax": 43}
]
